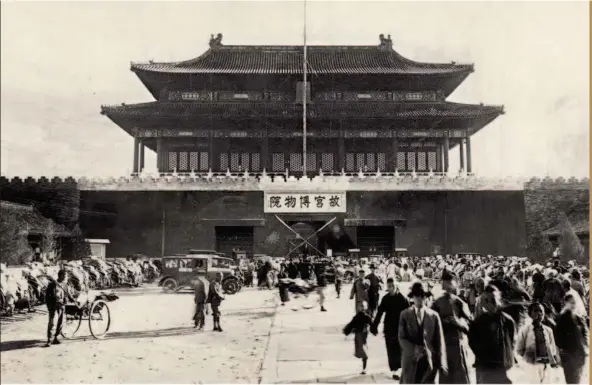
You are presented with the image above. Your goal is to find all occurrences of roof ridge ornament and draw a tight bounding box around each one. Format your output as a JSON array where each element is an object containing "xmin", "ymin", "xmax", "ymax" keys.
[
  {"xmin": 378, "ymin": 34, "xmax": 393, "ymax": 50},
  {"xmin": 209, "ymin": 33, "xmax": 223, "ymax": 48}
]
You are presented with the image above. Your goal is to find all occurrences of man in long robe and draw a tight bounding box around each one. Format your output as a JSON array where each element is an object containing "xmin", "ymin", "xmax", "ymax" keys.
[
  {"xmin": 371, "ymin": 278, "xmax": 410, "ymax": 380},
  {"xmin": 432, "ymin": 272, "xmax": 471, "ymax": 384},
  {"xmin": 365, "ymin": 264, "xmax": 382, "ymax": 316},
  {"xmin": 350, "ymin": 269, "xmax": 369, "ymax": 313}
]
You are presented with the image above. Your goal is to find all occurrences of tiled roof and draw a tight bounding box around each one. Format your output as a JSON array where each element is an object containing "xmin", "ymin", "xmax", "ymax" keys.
[
  {"xmin": 131, "ymin": 45, "xmax": 474, "ymax": 75},
  {"xmin": 101, "ymin": 101, "xmax": 503, "ymax": 119}
]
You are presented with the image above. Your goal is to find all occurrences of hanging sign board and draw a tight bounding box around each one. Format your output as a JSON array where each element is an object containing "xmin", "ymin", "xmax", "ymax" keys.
[{"xmin": 264, "ymin": 192, "xmax": 346, "ymax": 213}]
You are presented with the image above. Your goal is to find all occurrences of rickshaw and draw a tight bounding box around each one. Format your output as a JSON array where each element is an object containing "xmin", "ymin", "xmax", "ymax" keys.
[
  {"xmin": 60, "ymin": 291, "xmax": 118, "ymax": 340},
  {"xmin": 158, "ymin": 253, "xmax": 241, "ymax": 294}
]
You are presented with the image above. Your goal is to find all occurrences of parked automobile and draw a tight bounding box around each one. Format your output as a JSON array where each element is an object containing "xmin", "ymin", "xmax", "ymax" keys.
[{"xmin": 158, "ymin": 253, "xmax": 242, "ymax": 294}]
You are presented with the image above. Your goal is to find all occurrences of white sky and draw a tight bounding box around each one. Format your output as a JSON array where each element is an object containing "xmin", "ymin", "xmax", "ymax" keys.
[{"xmin": 1, "ymin": 1, "xmax": 589, "ymax": 178}]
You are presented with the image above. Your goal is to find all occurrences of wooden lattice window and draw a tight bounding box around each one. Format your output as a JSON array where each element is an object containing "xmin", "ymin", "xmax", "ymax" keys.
[
  {"xmin": 397, "ymin": 152, "xmax": 406, "ymax": 171},
  {"xmin": 290, "ymin": 153, "xmax": 302, "ymax": 172},
  {"xmin": 168, "ymin": 152, "xmax": 178, "ymax": 171},
  {"xmin": 178, "ymin": 152, "xmax": 188, "ymax": 171},
  {"xmin": 230, "ymin": 153, "xmax": 241, "ymax": 171},
  {"xmin": 428, "ymin": 152, "xmax": 437, "ymax": 171},
  {"xmin": 345, "ymin": 153, "xmax": 355, "ymax": 172},
  {"xmin": 306, "ymin": 153, "xmax": 316, "ymax": 172},
  {"xmin": 417, "ymin": 152, "xmax": 427, "ymax": 171},
  {"xmin": 407, "ymin": 153, "xmax": 416, "ymax": 171},
  {"xmin": 199, "ymin": 152, "xmax": 209, "ymax": 171},
  {"xmin": 241, "ymin": 153, "xmax": 250, "ymax": 170},
  {"xmin": 356, "ymin": 153, "xmax": 365, "ymax": 170},
  {"xmin": 189, "ymin": 152, "xmax": 199, "ymax": 171},
  {"xmin": 377, "ymin": 153, "xmax": 386, "ymax": 171},
  {"xmin": 220, "ymin": 153, "xmax": 229, "ymax": 171},
  {"xmin": 366, "ymin": 153, "xmax": 376, "ymax": 171},
  {"xmin": 251, "ymin": 153, "xmax": 261, "ymax": 171},
  {"xmin": 321, "ymin": 153, "xmax": 334, "ymax": 172},
  {"xmin": 272, "ymin": 153, "xmax": 284, "ymax": 172}
]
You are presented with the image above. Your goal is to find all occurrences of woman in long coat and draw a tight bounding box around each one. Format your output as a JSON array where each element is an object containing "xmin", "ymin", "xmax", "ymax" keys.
[{"xmin": 371, "ymin": 278, "xmax": 410, "ymax": 380}]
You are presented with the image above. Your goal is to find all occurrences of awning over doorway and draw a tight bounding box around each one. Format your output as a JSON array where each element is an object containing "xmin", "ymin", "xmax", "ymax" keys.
[
  {"xmin": 344, "ymin": 218, "xmax": 407, "ymax": 227},
  {"xmin": 200, "ymin": 218, "xmax": 266, "ymax": 227}
]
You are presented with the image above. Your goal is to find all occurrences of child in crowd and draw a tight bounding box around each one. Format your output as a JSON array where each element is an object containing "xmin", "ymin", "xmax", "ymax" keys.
[{"xmin": 343, "ymin": 301, "xmax": 373, "ymax": 375}]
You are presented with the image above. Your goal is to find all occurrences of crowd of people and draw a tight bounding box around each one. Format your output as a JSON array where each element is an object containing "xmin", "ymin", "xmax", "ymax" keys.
[{"xmin": 265, "ymin": 253, "xmax": 589, "ymax": 384}]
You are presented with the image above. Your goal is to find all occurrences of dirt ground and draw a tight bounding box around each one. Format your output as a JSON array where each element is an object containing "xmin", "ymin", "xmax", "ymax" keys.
[
  {"xmin": 1, "ymin": 282, "xmax": 589, "ymax": 384},
  {"xmin": 0, "ymin": 286, "xmax": 277, "ymax": 384}
]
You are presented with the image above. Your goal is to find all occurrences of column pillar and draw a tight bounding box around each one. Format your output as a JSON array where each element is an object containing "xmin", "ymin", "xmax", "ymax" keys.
[
  {"xmin": 132, "ymin": 137, "xmax": 140, "ymax": 173},
  {"xmin": 156, "ymin": 138, "xmax": 163, "ymax": 173},
  {"xmin": 459, "ymin": 139, "xmax": 465, "ymax": 171},
  {"xmin": 466, "ymin": 135, "xmax": 472, "ymax": 173},
  {"xmin": 443, "ymin": 133, "xmax": 450, "ymax": 173},
  {"xmin": 391, "ymin": 133, "xmax": 398, "ymax": 171},
  {"xmin": 338, "ymin": 120, "xmax": 345, "ymax": 171},
  {"xmin": 139, "ymin": 139, "xmax": 145, "ymax": 172},
  {"xmin": 436, "ymin": 142, "xmax": 442, "ymax": 172},
  {"xmin": 262, "ymin": 127, "xmax": 269, "ymax": 172}
]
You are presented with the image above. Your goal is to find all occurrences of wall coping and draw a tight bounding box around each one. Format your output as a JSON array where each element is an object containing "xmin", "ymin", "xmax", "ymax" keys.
[{"xmin": 2, "ymin": 171, "xmax": 588, "ymax": 192}]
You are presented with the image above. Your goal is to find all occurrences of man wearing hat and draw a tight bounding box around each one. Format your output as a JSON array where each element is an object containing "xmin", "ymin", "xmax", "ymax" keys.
[
  {"xmin": 398, "ymin": 282, "xmax": 447, "ymax": 384},
  {"xmin": 365, "ymin": 264, "xmax": 382, "ymax": 317},
  {"xmin": 431, "ymin": 271, "xmax": 471, "ymax": 384}
]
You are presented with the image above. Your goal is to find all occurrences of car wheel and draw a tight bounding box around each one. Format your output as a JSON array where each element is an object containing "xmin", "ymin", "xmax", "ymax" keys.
[
  {"xmin": 162, "ymin": 278, "xmax": 178, "ymax": 293},
  {"xmin": 223, "ymin": 278, "xmax": 239, "ymax": 295}
]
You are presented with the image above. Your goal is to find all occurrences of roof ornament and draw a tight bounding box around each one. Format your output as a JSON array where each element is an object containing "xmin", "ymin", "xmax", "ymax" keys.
[
  {"xmin": 209, "ymin": 33, "xmax": 223, "ymax": 48},
  {"xmin": 378, "ymin": 34, "xmax": 393, "ymax": 50}
]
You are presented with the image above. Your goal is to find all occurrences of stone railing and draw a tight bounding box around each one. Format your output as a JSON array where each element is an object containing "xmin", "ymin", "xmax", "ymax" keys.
[
  {"xmin": 2, "ymin": 172, "xmax": 587, "ymax": 192},
  {"xmin": 68, "ymin": 169, "xmax": 530, "ymax": 192}
]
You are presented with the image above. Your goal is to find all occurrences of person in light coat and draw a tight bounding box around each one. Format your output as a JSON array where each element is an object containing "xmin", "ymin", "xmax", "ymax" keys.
[{"xmin": 516, "ymin": 302, "xmax": 560, "ymax": 383}]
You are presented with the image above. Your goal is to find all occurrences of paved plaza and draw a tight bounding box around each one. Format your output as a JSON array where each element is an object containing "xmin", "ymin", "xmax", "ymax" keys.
[{"xmin": 1, "ymin": 283, "xmax": 588, "ymax": 383}]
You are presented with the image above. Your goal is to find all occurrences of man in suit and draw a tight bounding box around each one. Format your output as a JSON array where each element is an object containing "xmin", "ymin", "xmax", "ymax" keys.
[{"xmin": 398, "ymin": 282, "xmax": 447, "ymax": 384}]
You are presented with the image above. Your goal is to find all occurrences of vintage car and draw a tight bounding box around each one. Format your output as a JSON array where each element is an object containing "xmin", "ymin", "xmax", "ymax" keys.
[{"xmin": 158, "ymin": 253, "xmax": 242, "ymax": 295}]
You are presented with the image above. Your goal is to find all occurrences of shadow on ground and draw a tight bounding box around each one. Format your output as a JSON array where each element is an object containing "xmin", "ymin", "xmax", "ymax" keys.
[
  {"xmin": 278, "ymin": 372, "xmax": 395, "ymax": 384},
  {"xmin": 0, "ymin": 339, "xmax": 45, "ymax": 352}
]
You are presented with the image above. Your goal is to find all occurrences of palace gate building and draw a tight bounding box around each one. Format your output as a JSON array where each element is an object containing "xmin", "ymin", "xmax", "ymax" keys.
[{"xmin": 83, "ymin": 34, "xmax": 527, "ymax": 258}]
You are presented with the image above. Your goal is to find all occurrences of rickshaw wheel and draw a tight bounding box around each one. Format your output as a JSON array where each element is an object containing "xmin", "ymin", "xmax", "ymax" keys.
[
  {"xmin": 162, "ymin": 278, "xmax": 178, "ymax": 293},
  {"xmin": 89, "ymin": 300, "xmax": 111, "ymax": 339},
  {"xmin": 60, "ymin": 308, "xmax": 83, "ymax": 340}
]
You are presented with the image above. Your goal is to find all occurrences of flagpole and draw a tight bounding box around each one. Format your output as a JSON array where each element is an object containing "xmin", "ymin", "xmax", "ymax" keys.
[{"xmin": 302, "ymin": 0, "xmax": 307, "ymax": 173}]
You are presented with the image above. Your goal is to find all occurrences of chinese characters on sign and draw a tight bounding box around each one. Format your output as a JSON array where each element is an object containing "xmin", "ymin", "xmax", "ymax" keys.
[{"xmin": 264, "ymin": 193, "xmax": 346, "ymax": 213}]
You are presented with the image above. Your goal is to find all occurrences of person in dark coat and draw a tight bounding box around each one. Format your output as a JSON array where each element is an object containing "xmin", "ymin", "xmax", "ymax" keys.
[
  {"xmin": 371, "ymin": 278, "xmax": 410, "ymax": 380},
  {"xmin": 468, "ymin": 284, "xmax": 515, "ymax": 384},
  {"xmin": 365, "ymin": 264, "xmax": 382, "ymax": 316},
  {"xmin": 554, "ymin": 293, "xmax": 589, "ymax": 384},
  {"xmin": 343, "ymin": 302, "xmax": 373, "ymax": 375},
  {"xmin": 398, "ymin": 282, "xmax": 447, "ymax": 384},
  {"xmin": 432, "ymin": 272, "xmax": 472, "ymax": 384},
  {"xmin": 206, "ymin": 273, "xmax": 225, "ymax": 332},
  {"xmin": 192, "ymin": 276, "xmax": 209, "ymax": 329}
]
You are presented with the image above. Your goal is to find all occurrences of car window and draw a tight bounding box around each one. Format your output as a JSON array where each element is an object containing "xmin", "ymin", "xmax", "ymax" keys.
[
  {"xmin": 212, "ymin": 258, "xmax": 230, "ymax": 269},
  {"xmin": 193, "ymin": 259, "xmax": 206, "ymax": 269}
]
